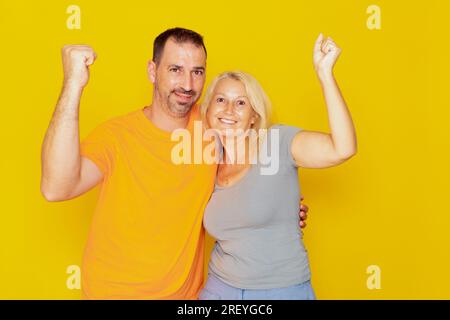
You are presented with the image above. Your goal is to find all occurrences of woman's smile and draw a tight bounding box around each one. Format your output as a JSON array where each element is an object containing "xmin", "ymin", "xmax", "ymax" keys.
[{"xmin": 217, "ymin": 117, "xmax": 238, "ymax": 125}]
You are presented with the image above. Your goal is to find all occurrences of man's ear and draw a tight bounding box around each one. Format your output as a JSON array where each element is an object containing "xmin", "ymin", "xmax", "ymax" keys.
[{"xmin": 147, "ymin": 60, "xmax": 156, "ymax": 83}]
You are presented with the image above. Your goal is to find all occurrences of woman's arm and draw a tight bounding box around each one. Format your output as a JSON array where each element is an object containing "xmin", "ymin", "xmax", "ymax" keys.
[{"xmin": 292, "ymin": 33, "xmax": 357, "ymax": 168}]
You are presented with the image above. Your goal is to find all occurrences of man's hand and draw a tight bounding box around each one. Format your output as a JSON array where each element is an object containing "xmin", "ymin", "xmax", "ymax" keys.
[
  {"xmin": 299, "ymin": 195, "xmax": 309, "ymax": 229},
  {"xmin": 61, "ymin": 45, "xmax": 97, "ymax": 89}
]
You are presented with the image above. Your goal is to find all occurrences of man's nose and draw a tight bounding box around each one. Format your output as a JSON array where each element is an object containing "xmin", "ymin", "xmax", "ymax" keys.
[{"xmin": 181, "ymin": 72, "xmax": 193, "ymax": 92}]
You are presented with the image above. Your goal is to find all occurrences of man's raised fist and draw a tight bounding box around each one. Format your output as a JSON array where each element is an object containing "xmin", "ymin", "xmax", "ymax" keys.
[{"xmin": 61, "ymin": 45, "xmax": 97, "ymax": 89}]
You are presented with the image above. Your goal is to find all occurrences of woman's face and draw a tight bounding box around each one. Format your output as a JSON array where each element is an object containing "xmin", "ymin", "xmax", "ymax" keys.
[{"xmin": 206, "ymin": 78, "xmax": 258, "ymax": 137}]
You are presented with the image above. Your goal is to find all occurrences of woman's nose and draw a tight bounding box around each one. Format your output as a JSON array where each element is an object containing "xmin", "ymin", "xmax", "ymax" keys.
[{"xmin": 223, "ymin": 101, "xmax": 234, "ymax": 114}]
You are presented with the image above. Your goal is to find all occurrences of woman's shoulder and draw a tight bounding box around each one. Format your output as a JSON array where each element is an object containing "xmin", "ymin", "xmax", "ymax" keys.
[{"xmin": 268, "ymin": 123, "xmax": 303, "ymax": 135}]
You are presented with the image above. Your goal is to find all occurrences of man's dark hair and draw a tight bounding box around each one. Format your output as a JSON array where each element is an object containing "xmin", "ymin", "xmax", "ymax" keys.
[{"xmin": 152, "ymin": 27, "xmax": 207, "ymax": 64}]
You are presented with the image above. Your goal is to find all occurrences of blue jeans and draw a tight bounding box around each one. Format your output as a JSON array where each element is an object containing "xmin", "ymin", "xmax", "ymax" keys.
[{"xmin": 199, "ymin": 272, "xmax": 316, "ymax": 300}]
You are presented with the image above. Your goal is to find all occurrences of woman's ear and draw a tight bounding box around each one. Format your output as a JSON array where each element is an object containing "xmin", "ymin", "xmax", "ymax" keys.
[{"xmin": 250, "ymin": 113, "xmax": 259, "ymax": 125}]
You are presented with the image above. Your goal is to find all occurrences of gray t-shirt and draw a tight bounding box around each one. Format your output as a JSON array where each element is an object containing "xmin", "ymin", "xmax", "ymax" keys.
[{"xmin": 203, "ymin": 124, "xmax": 311, "ymax": 289}]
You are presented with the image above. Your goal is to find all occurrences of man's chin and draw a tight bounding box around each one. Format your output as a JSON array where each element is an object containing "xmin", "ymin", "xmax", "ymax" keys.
[{"xmin": 168, "ymin": 102, "xmax": 194, "ymax": 118}]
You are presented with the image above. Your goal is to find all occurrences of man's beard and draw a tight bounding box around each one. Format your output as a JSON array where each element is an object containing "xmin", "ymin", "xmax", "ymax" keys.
[{"xmin": 166, "ymin": 89, "xmax": 197, "ymax": 118}]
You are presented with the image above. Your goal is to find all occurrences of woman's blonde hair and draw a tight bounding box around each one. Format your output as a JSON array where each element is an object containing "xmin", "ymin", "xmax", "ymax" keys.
[{"xmin": 200, "ymin": 71, "xmax": 272, "ymax": 131}]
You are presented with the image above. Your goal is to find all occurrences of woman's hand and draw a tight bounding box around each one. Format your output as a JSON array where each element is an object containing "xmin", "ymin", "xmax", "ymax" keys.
[{"xmin": 313, "ymin": 33, "xmax": 342, "ymax": 80}]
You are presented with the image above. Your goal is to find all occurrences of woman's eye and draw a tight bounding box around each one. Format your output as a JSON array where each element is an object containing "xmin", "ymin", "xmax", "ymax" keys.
[
  {"xmin": 237, "ymin": 100, "xmax": 246, "ymax": 106},
  {"xmin": 216, "ymin": 97, "xmax": 224, "ymax": 103}
]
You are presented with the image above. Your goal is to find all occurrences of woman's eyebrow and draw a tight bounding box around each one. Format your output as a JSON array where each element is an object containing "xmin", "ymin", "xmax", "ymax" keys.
[{"xmin": 214, "ymin": 92, "xmax": 248, "ymax": 99}]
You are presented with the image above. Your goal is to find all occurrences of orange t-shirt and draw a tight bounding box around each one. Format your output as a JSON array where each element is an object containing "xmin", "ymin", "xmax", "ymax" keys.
[{"xmin": 79, "ymin": 105, "xmax": 216, "ymax": 299}]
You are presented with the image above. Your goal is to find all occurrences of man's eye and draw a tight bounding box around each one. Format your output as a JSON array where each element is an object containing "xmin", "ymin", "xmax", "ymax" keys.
[
  {"xmin": 194, "ymin": 70, "xmax": 203, "ymax": 76},
  {"xmin": 170, "ymin": 68, "xmax": 179, "ymax": 72}
]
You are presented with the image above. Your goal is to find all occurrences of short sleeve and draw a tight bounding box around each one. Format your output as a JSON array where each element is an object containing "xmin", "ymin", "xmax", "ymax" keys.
[
  {"xmin": 272, "ymin": 124, "xmax": 302, "ymax": 168},
  {"xmin": 80, "ymin": 122, "xmax": 116, "ymax": 176}
]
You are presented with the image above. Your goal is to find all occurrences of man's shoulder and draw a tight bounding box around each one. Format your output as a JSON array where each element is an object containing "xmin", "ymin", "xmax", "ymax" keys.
[
  {"xmin": 95, "ymin": 108, "xmax": 141, "ymax": 130},
  {"xmin": 190, "ymin": 104, "xmax": 201, "ymax": 120},
  {"xmin": 82, "ymin": 109, "xmax": 141, "ymax": 143}
]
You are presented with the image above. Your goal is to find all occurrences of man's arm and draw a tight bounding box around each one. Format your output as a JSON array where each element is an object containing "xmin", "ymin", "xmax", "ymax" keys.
[
  {"xmin": 299, "ymin": 195, "xmax": 309, "ymax": 229},
  {"xmin": 41, "ymin": 45, "xmax": 103, "ymax": 202}
]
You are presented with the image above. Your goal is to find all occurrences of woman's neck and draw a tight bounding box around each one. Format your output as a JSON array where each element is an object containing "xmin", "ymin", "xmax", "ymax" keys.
[{"xmin": 221, "ymin": 135, "xmax": 258, "ymax": 166}]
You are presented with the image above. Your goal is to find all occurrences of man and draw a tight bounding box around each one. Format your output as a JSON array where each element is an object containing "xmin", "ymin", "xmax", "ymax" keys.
[{"xmin": 41, "ymin": 28, "xmax": 309, "ymax": 299}]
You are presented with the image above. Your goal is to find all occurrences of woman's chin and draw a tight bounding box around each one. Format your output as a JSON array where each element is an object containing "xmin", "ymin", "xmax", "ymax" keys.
[
  {"xmin": 220, "ymin": 129, "xmax": 251, "ymax": 141},
  {"xmin": 208, "ymin": 121, "xmax": 252, "ymax": 138}
]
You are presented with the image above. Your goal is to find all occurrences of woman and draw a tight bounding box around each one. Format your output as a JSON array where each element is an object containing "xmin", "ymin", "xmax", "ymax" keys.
[{"xmin": 198, "ymin": 33, "xmax": 357, "ymax": 300}]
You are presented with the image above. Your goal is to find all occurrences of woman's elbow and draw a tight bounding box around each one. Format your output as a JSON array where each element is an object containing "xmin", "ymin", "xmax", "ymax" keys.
[{"xmin": 337, "ymin": 147, "xmax": 357, "ymax": 162}]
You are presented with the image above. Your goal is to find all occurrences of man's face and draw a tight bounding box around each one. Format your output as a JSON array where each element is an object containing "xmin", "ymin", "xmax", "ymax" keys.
[{"xmin": 148, "ymin": 38, "xmax": 206, "ymax": 118}]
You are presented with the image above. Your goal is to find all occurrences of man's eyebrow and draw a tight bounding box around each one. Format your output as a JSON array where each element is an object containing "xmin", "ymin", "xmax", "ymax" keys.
[
  {"xmin": 168, "ymin": 64, "xmax": 183, "ymax": 69},
  {"xmin": 167, "ymin": 65, "xmax": 205, "ymax": 71}
]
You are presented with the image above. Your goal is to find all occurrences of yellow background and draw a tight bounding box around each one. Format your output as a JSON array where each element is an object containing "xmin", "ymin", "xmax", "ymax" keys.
[{"xmin": 1, "ymin": 0, "xmax": 449, "ymax": 299}]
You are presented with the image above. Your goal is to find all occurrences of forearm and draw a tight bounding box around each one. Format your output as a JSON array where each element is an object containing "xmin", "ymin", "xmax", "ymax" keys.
[
  {"xmin": 41, "ymin": 84, "xmax": 83, "ymax": 198},
  {"xmin": 318, "ymin": 72, "xmax": 357, "ymax": 159}
]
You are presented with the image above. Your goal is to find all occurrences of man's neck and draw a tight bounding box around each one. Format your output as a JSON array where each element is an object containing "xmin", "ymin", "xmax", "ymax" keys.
[{"xmin": 143, "ymin": 102, "xmax": 190, "ymax": 133}]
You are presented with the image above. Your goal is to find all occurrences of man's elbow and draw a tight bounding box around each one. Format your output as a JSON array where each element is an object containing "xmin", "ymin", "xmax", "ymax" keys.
[
  {"xmin": 40, "ymin": 182, "xmax": 70, "ymax": 202},
  {"xmin": 41, "ymin": 188, "xmax": 65, "ymax": 202}
]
